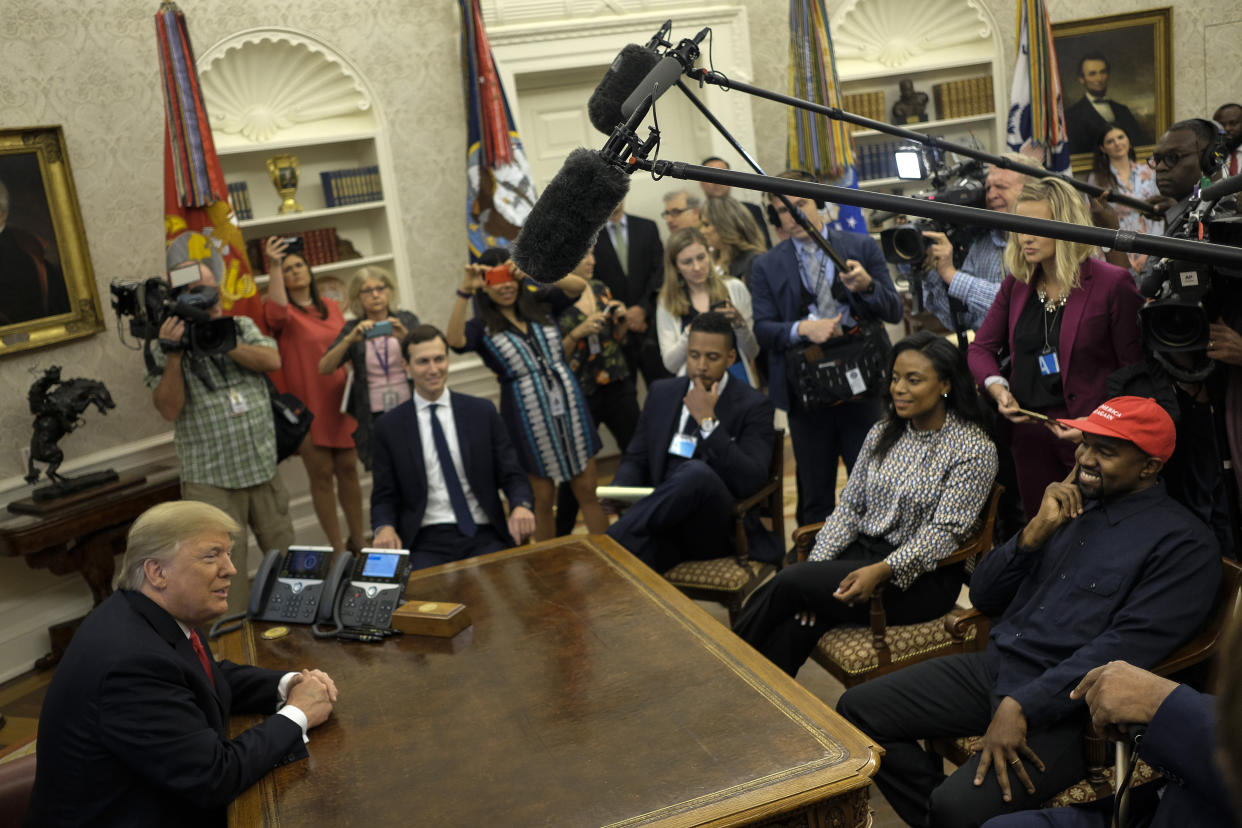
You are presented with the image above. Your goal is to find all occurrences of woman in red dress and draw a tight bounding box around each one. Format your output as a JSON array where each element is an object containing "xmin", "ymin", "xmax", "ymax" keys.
[{"xmin": 263, "ymin": 237, "xmax": 363, "ymax": 553}]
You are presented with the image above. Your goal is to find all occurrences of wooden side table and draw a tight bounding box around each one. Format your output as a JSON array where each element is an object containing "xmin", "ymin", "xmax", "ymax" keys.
[{"xmin": 0, "ymin": 467, "xmax": 181, "ymax": 668}]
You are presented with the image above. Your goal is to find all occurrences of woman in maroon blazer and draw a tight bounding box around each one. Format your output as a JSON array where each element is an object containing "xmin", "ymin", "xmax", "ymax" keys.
[{"xmin": 968, "ymin": 177, "xmax": 1143, "ymax": 518}]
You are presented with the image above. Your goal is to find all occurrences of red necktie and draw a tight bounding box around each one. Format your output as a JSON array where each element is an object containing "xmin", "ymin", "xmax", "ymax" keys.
[
  {"xmin": 190, "ymin": 630, "xmax": 215, "ymax": 688},
  {"xmin": 1230, "ymin": 152, "xmax": 1238, "ymax": 176}
]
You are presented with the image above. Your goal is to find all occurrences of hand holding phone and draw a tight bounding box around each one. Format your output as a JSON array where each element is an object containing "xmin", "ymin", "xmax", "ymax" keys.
[{"xmin": 1014, "ymin": 407, "xmax": 1054, "ymax": 424}]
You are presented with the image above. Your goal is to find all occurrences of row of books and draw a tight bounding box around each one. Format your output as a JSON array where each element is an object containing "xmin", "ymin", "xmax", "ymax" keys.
[
  {"xmin": 244, "ymin": 227, "xmax": 340, "ymax": 272},
  {"xmin": 227, "ymin": 182, "xmax": 254, "ymax": 221},
  {"xmin": 932, "ymin": 76, "xmax": 994, "ymax": 120},
  {"xmin": 857, "ymin": 141, "xmax": 907, "ymax": 181},
  {"xmin": 842, "ymin": 90, "xmax": 886, "ymax": 132},
  {"xmin": 321, "ymin": 166, "xmax": 383, "ymax": 207}
]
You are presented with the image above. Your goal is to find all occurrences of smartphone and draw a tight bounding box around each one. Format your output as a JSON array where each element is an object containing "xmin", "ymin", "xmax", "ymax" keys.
[
  {"xmin": 281, "ymin": 236, "xmax": 304, "ymax": 256},
  {"xmin": 1015, "ymin": 407, "xmax": 1055, "ymax": 424},
  {"xmin": 710, "ymin": 300, "xmax": 730, "ymax": 310},
  {"xmin": 365, "ymin": 320, "xmax": 394, "ymax": 339}
]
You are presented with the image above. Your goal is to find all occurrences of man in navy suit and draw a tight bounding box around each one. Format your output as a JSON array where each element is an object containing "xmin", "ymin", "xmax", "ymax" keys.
[
  {"xmin": 592, "ymin": 199, "xmax": 669, "ymax": 385},
  {"xmin": 605, "ymin": 312, "xmax": 777, "ymax": 572},
  {"xmin": 371, "ymin": 324, "xmax": 535, "ymax": 569},
  {"xmin": 1064, "ymin": 52, "xmax": 1151, "ymax": 156},
  {"xmin": 25, "ymin": 501, "xmax": 338, "ymax": 828},
  {"xmin": 982, "ymin": 660, "xmax": 1238, "ymax": 827},
  {"xmin": 750, "ymin": 170, "xmax": 903, "ymax": 527}
]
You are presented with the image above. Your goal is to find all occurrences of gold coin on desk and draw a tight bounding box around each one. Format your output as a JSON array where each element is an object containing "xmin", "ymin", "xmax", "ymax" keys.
[
  {"xmin": 418, "ymin": 602, "xmax": 438, "ymax": 613},
  {"xmin": 262, "ymin": 626, "xmax": 290, "ymax": 640}
]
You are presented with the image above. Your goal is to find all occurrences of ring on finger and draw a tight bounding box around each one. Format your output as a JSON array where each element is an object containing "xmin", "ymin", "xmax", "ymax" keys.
[{"xmin": 1009, "ymin": 758, "xmax": 1022, "ymax": 766}]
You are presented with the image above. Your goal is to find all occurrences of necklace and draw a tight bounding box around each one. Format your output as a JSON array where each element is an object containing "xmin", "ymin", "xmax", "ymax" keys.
[{"xmin": 1036, "ymin": 287, "xmax": 1068, "ymax": 313}]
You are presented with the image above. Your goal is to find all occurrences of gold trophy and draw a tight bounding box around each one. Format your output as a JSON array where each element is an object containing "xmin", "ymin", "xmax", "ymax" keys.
[{"xmin": 265, "ymin": 154, "xmax": 304, "ymax": 214}]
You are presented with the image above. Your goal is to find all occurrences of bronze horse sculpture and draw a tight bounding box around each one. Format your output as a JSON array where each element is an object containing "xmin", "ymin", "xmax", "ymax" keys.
[{"xmin": 25, "ymin": 366, "xmax": 116, "ymax": 491}]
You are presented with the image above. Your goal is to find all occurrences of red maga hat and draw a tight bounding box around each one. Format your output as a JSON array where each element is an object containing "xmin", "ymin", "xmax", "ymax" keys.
[{"xmin": 1057, "ymin": 396, "xmax": 1176, "ymax": 461}]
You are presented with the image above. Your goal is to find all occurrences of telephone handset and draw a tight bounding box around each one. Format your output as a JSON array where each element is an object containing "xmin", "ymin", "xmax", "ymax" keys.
[
  {"xmin": 247, "ymin": 546, "xmax": 343, "ymax": 623},
  {"xmin": 313, "ymin": 548, "xmax": 411, "ymax": 635}
]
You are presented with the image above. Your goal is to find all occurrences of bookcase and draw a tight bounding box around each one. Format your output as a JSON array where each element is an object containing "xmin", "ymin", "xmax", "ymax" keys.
[
  {"xmin": 196, "ymin": 31, "xmax": 407, "ymax": 299},
  {"xmin": 831, "ymin": 0, "xmax": 1006, "ymax": 198}
]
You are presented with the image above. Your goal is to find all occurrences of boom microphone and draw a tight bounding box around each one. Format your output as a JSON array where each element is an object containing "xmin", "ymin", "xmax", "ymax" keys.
[
  {"xmin": 1200, "ymin": 172, "xmax": 1242, "ymax": 203},
  {"xmin": 587, "ymin": 44, "xmax": 661, "ymax": 135},
  {"xmin": 510, "ymin": 148, "xmax": 631, "ymax": 284},
  {"xmin": 620, "ymin": 27, "xmax": 709, "ymax": 121}
]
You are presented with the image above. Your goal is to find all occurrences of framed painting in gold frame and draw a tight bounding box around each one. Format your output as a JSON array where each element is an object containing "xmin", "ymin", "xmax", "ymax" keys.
[
  {"xmin": 1052, "ymin": 8, "xmax": 1172, "ymax": 174},
  {"xmin": 0, "ymin": 125, "xmax": 104, "ymax": 356}
]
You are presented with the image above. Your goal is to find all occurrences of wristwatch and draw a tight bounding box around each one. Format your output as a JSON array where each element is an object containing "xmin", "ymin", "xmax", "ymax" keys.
[{"xmin": 698, "ymin": 417, "xmax": 718, "ymax": 437}]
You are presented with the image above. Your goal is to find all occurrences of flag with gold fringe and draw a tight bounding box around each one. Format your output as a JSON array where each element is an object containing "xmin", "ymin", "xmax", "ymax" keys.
[
  {"xmin": 786, "ymin": 0, "xmax": 865, "ymax": 234},
  {"xmin": 1006, "ymin": 0, "xmax": 1069, "ymax": 173},
  {"xmin": 156, "ymin": 0, "xmax": 262, "ymax": 325},
  {"xmin": 460, "ymin": 0, "xmax": 538, "ymax": 260}
]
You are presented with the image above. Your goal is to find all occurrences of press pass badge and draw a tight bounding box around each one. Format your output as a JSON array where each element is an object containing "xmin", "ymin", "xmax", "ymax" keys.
[
  {"xmin": 846, "ymin": 367, "xmax": 867, "ymax": 395},
  {"xmin": 667, "ymin": 433, "xmax": 697, "ymax": 458},
  {"xmin": 547, "ymin": 382, "xmax": 566, "ymax": 417},
  {"xmin": 227, "ymin": 388, "xmax": 249, "ymax": 416},
  {"xmin": 1037, "ymin": 349, "xmax": 1061, "ymax": 376},
  {"xmin": 381, "ymin": 389, "xmax": 400, "ymax": 411}
]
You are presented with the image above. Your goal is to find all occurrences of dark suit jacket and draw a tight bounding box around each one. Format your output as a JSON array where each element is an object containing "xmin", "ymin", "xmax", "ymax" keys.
[
  {"xmin": 592, "ymin": 214, "xmax": 664, "ymax": 318},
  {"xmin": 370, "ymin": 391, "xmax": 532, "ymax": 545},
  {"xmin": 967, "ymin": 257, "xmax": 1144, "ymax": 418},
  {"xmin": 0, "ymin": 225, "xmax": 69, "ymax": 326},
  {"xmin": 1141, "ymin": 684, "xmax": 1238, "ymax": 828},
  {"xmin": 25, "ymin": 591, "xmax": 303, "ymax": 828},
  {"xmin": 741, "ymin": 201, "xmax": 772, "ymax": 249},
  {"xmin": 1065, "ymin": 94, "xmax": 1152, "ymax": 155},
  {"xmin": 613, "ymin": 376, "xmax": 779, "ymax": 560},
  {"xmin": 750, "ymin": 230, "xmax": 903, "ymax": 411}
]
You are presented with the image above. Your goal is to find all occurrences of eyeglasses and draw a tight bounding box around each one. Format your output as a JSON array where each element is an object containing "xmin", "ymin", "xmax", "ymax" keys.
[
  {"xmin": 1147, "ymin": 151, "xmax": 1188, "ymax": 169},
  {"xmin": 358, "ymin": 285, "xmax": 389, "ymax": 296},
  {"xmin": 661, "ymin": 207, "xmax": 692, "ymax": 218}
]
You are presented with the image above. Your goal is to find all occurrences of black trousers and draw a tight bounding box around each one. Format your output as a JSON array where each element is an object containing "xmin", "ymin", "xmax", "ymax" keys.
[
  {"xmin": 409, "ymin": 524, "xmax": 509, "ymax": 570},
  {"xmin": 836, "ymin": 652, "xmax": 1088, "ymax": 828},
  {"xmin": 605, "ymin": 459, "xmax": 734, "ymax": 572},
  {"xmin": 733, "ymin": 538, "xmax": 963, "ymax": 676},
  {"xmin": 786, "ymin": 395, "xmax": 881, "ymax": 527},
  {"xmin": 555, "ymin": 377, "xmax": 641, "ymax": 535}
]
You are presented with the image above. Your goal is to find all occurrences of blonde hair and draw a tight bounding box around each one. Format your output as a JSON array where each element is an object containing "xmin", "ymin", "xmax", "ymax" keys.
[
  {"xmin": 1003, "ymin": 177, "xmax": 1093, "ymax": 294},
  {"xmin": 347, "ymin": 266, "xmax": 398, "ymax": 318},
  {"xmin": 703, "ymin": 197, "xmax": 764, "ymax": 269},
  {"xmin": 659, "ymin": 228, "xmax": 729, "ymax": 317},
  {"xmin": 117, "ymin": 501, "xmax": 240, "ymax": 591}
]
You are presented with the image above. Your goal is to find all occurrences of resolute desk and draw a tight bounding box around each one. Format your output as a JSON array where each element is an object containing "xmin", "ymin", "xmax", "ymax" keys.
[{"xmin": 221, "ymin": 535, "xmax": 880, "ymax": 827}]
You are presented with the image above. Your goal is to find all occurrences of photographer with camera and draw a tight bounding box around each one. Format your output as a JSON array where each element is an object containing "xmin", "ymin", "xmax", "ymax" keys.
[
  {"xmin": 920, "ymin": 156, "xmax": 1029, "ymax": 333},
  {"xmin": 145, "ymin": 236, "xmax": 294, "ymax": 615},
  {"xmin": 1123, "ymin": 119, "xmax": 1241, "ymax": 552},
  {"xmin": 555, "ymin": 249, "xmax": 640, "ymax": 534}
]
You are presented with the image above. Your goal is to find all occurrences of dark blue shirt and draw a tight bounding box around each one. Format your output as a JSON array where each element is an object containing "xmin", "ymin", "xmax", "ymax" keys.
[{"xmin": 970, "ymin": 482, "xmax": 1219, "ymax": 727}]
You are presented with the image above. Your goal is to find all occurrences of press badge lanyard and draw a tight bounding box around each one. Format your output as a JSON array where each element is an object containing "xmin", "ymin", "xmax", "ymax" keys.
[
  {"xmin": 371, "ymin": 337, "xmax": 402, "ymax": 411},
  {"xmin": 513, "ymin": 324, "xmax": 567, "ymax": 417},
  {"xmin": 794, "ymin": 244, "xmax": 833, "ymax": 321},
  {"xmin": 1039, "ymin": 305, "xmax": 1063, "ymax": 377}
]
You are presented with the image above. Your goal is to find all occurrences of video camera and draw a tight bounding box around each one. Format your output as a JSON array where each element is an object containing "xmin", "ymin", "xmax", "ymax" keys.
[
  {"xmin": 1139, "ymin": 208, "xmax": 1242, "ymax": 379},
  {"xmin": 878, "ymin": 154, "xmax": 988, "ymax": 269},
  {"xmin": 109, "ymin": 265, "xmax": 237, "ymax": 364}
]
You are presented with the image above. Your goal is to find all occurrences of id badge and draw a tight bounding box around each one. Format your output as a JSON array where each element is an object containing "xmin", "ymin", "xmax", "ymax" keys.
[
  {"xmin": 846, "ymin": 367, "xmax": 867, "ymax": 395},
  {"xmin": 1037, "ymin": 349, "xmax": 1061, "ymax": 376},
  {"xmin": 227, "ymin": 388, "xmax": 249, "ymax": 417},
  {"xmin": 546, "ymin": 382, "xmax": 566, "ymax": 417},
  {"xmin": 667, "ymin": 433, "xmax": 697, "ymax": 458},
  {"xmin": 381, "ymin": 389, "xmax": 400, "ymax": 411},
  {"xmin": 588, "ymin": 334, "xmax": 602, "ymax": 356}
]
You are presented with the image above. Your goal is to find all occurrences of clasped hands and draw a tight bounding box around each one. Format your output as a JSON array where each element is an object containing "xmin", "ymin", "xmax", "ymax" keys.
[
  {"xmin": 794, "ymin": 561, "xmax": 891, "ymax": 626},
  {"xmin": 286, "ymin": 668, "xmax": 339, "ymax": 729}
]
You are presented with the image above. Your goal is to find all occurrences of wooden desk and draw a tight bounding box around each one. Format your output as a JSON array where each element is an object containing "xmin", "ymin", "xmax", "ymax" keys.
[
  {"xmin": 222, "ymin": 536, "xmax": 880, "ymax": 827},
  {"xmin": 0, "ymin": 467, "xmax": 180, "ymax": 667}
]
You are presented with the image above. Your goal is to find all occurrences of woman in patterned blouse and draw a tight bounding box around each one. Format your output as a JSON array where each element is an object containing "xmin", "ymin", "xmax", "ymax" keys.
[{"xmin": 734, "ymin": 331, "xmax": 998, "ymax": 677}]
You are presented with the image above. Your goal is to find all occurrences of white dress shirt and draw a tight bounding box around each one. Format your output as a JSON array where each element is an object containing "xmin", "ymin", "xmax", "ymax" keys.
[{"xmin": 413, "ymin": 390, "xmax": 490, "ymax": 528}]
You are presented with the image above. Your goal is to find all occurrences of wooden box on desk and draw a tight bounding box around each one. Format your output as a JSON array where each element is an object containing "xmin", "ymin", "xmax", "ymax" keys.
[{"xmin": 391, "ymin": 600, "xmax": 470, "ymax": 637}]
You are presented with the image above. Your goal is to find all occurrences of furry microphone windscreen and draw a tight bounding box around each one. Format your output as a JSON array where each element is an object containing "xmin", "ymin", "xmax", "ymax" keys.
[
  {"xmin": 510, "ymin": 148, "xmax": 631, "ymax": 284},
  {"xmin": 587, "ymin": 44, "xmax": 661, "ymax": 135}
]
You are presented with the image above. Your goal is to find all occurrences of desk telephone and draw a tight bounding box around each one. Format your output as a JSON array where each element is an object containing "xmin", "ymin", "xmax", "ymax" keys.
[{"xmin": 247, "ymin": 547, "xmax": 411, "ymax": 635}]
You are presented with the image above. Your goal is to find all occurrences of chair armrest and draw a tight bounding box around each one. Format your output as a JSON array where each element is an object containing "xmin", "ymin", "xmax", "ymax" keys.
[
  {"xmin": 793, "ymin": 523, "xmax": 825, "ymax": 562},
  {"xmin": 945, "ymin": 606, "xmax": 987, "ymax": 637},
  {"xmin": 734, "ymin": 479, "xmax": 780, "ymax": 516}
]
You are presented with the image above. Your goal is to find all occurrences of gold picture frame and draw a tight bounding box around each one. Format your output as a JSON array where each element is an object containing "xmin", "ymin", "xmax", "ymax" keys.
[
  {"xmin": 1052, "ymin": 8, "xmax": 1173, "ymax": 174},
  {"xmin": 0, "ymin": 126, "xmax": 104, "ymax": 356}
]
